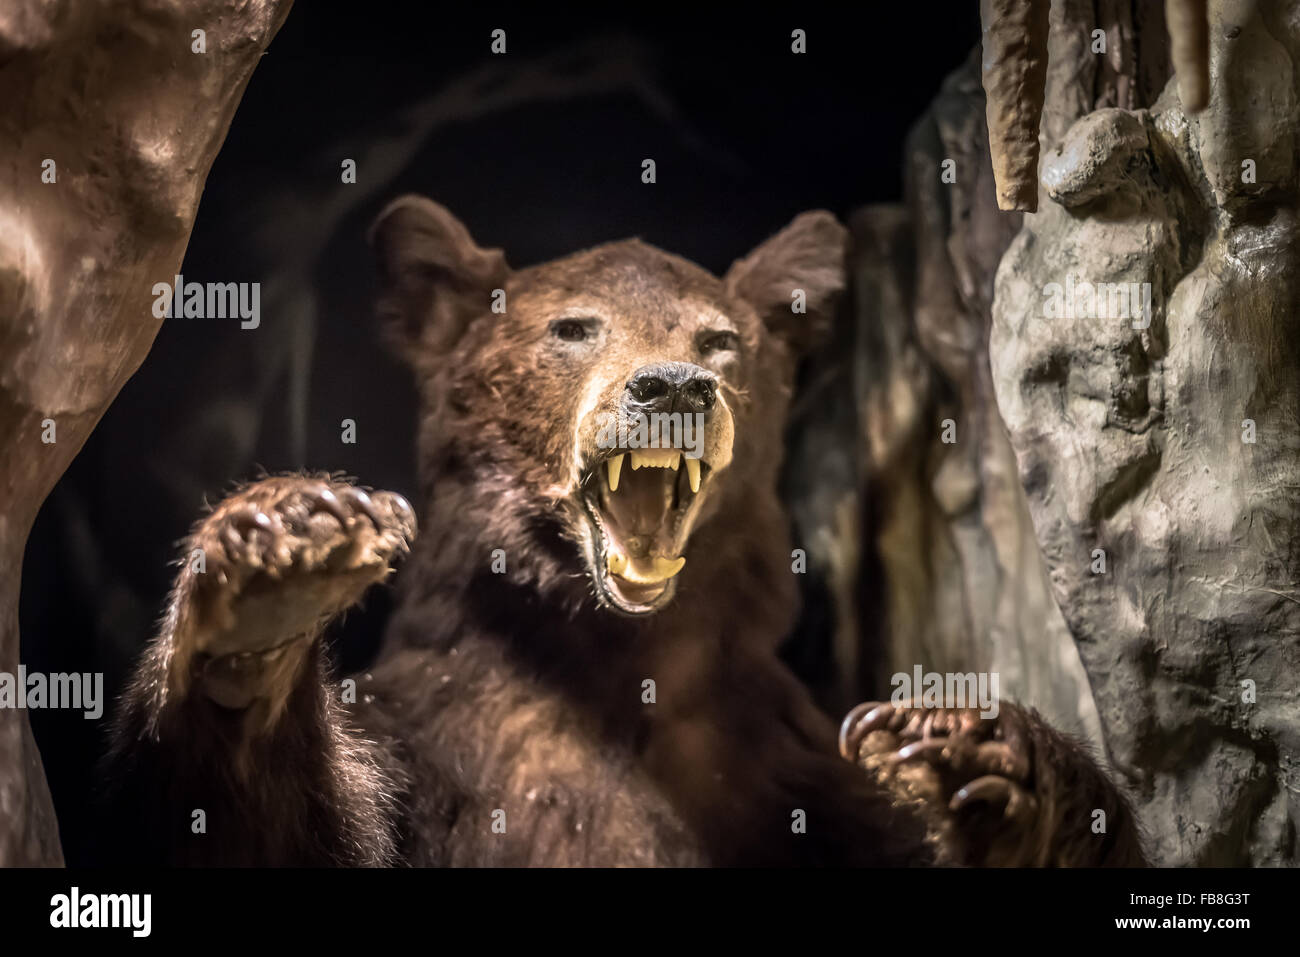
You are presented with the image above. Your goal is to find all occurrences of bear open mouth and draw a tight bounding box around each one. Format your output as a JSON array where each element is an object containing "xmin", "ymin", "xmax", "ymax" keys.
[{"xmin": 580, "ymin": 448, "xmax": 714, "ymax": 615}]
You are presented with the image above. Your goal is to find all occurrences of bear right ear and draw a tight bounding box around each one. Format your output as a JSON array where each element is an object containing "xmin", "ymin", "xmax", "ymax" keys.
[
  {"xmin": 723, "ymin": 210, "xmax": 847, "ymax": 358},
  {"xmin": 368, "ymin": 196, "xmax": 509, "ymax": 356}
]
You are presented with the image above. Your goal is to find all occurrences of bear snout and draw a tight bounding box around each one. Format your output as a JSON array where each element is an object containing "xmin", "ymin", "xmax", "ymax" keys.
[{"xmin": 622, "ymin": 362, "xmax": 718, "ymax": 419}]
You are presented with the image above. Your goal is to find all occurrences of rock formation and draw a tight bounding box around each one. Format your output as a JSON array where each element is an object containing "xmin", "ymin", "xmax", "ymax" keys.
[
  {"xmin": 839, "ymin": 52, "xmax": 1105, "ymax": 754},
  {"xmin": 0, "ymin": 0, "xmax": 291, "ymax": 866},
  {"xmin": 989, "ymin": 0, "xmax": 1299, "ymax": 864},
  {"xmin": 846, "ymin": 0, "xmax": 1297, "ymax": 865}
]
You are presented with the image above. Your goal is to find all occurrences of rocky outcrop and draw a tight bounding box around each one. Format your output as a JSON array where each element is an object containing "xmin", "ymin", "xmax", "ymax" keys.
[
  {"xmin": 0, "ymin": 0, "xmax": 291, "ymax": 866},
  {"xmin": 846, "ymin": 0, "xmax": 1297, "ymax": 865},
  {"xmin": 978, "ymin": 0, "xmax": 1210, "ymax": 209},
  {"xmin": 990, "ymin": 0, "xmax": 1300, "ymax": 864},
  {"xmin": 823, "ymin": 53, "xmax": 1105, "ymax": 750}
]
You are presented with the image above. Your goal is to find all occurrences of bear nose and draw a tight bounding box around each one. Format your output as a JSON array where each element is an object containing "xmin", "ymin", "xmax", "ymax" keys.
[{"xmin": 624, "ymin": 362, "xmax": 717, "ymax": 416}]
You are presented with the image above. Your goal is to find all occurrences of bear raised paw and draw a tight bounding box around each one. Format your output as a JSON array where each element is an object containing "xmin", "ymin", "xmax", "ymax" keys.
[
  {"xmin": 171, "ymin": 476, "xmax": 415, "ymax": 716},
  {"xmin": 100, "ymin": 476, "xmax": 414, "ymax": 865}
]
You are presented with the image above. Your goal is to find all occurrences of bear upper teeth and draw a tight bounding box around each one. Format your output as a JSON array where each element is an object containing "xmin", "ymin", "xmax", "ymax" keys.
[
  {"xmin": 628, "ymin": 449, "xmax": 681, "ymax": 471},
  {"xmin": 606, "ymin": 450, "xmax": 702, "ymax": 492}
]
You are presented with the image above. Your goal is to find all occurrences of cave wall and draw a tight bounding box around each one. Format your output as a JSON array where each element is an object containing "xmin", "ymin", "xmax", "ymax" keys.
[
  {"xmin": 843, "ymin": 52, "xmax": 1104, "ymax": 750},
  {"xmin": 0, "ymin": 0, "xmax": 291, "ymax": 866},
  {"xmin": 989, "ymin": 0, "xmax": 1300, "ymax": 864},
  {"xmin": 845, "ymin": 0, "xmax": 1298, "ymax": 864}
]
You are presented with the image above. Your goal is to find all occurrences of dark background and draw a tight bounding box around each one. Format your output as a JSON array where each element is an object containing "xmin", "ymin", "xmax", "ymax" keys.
[{"xmin": 19, "ymin": 2, "xmax": 977, "ymax": 864}]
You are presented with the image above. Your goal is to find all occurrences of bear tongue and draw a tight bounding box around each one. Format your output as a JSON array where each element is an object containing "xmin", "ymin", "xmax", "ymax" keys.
[{"xmin": 600, "ymin": 465, "xmax": 674, "ymax": 542}]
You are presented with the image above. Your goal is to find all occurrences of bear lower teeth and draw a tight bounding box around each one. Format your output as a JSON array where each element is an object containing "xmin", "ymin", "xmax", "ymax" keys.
[{"xmin": 606, "ymin": 552, "xmax": 686, "ymax": 584}]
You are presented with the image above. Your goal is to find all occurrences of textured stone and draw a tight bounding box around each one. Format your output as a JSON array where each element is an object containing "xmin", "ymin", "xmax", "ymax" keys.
[
  {"xmin": 1040, "ymin": 108, "xmax": 1151, "ymax": 208},
  {"xmin": 848, "ymin": 53, "xmax": 1105, "ymax": 751},
  {"xmin": 979, "ymin": 0, "xmax": 1052, "ymax": 211},
  {"xmin": 990, "ymin": 0, "xmax": 1299, "ymax": 865},
  {"xmin": 1167, "ymin": 0, "xmax": 1211, "ymax": 111},
  {"xmin": 0, "ymin": 0, "xmax": 291, "ymax": 866}
]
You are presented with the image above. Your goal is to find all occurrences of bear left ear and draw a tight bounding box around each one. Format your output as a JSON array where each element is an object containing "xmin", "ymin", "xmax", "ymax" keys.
[
  {"xmin": 368, "ymin": 195, "xmax": 509, "ymax": 357},
  {"xmin": 723, "ymin": 210, "xmax": 848, "ymax": 356}
]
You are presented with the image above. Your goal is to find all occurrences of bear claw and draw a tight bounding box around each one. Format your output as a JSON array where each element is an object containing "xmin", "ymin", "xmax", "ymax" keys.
[
  {"xmin": 838, "ymin": 701, "xmax": 893, "ymax": 759},
  {"xmin": 841, "ymin": 697, "xmax": 1042, "ymax": 858},
  {"xmin": 950, "ymin": 775, "xmax": 1038, "ymax": 825}
]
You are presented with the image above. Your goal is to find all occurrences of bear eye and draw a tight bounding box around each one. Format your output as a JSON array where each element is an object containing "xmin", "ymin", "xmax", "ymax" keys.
[
  {"xmin": 549, "ymin": 318, "xmax": 596, "ymax": 343},
  {"xmin": 699, "ymin": 331, "xmax": 739, "ymax": 355}
]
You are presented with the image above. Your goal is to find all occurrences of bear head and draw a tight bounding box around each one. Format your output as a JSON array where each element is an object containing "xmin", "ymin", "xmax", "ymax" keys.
[{"xmin": 370, "ymin": 197, "xmax": 846, "ymax": 622}]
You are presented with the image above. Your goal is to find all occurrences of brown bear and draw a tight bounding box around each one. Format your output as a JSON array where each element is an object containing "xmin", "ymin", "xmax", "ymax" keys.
[{"xmin": 100, "ymin": 197, "xmax": 1146, "ymax": 866}]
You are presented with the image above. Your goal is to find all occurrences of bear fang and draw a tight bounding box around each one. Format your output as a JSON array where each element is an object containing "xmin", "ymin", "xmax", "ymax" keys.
[{"xmin": 49, "ymin": 887, "xmax": 151, "ymax": 937}]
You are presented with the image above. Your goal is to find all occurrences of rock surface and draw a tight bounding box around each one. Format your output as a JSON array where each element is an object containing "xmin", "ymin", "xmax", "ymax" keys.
[
  {"xmin": 846, "ymin": 53, "xmax": 1105, "ymax": 751},
  {"xmin": 0, "ymin": 0, "xmax": 290, "ymax": 866},
  {"xmin": 990, "ymin": 0, "xmax": 1300, "ymax": 864}
]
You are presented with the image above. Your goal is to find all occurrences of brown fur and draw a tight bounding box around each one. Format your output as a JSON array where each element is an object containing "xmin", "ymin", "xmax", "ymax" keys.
[{"xmin": 359, "ymin": 197, "xmax": 927, "ymax": 864}]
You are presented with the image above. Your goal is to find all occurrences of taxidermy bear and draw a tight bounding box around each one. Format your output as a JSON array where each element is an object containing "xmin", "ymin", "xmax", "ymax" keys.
[{"xmin": 99, "ymin": 197, "xmax": 1145, "ymax": 867}]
